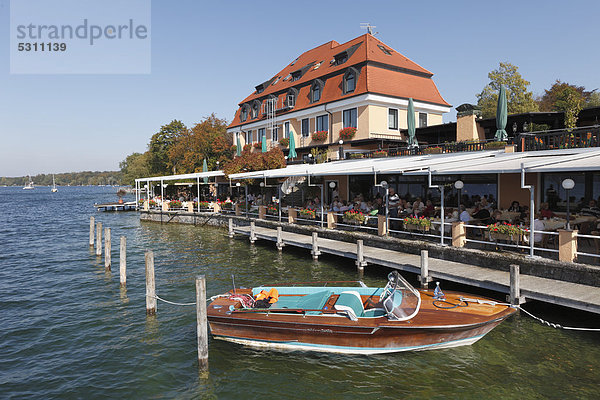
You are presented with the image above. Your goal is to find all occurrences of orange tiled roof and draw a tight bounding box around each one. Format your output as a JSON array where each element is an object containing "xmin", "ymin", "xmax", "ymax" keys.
[{"xmin": 228, "ymin": 34, "xmax": 449, "ymax": 129}]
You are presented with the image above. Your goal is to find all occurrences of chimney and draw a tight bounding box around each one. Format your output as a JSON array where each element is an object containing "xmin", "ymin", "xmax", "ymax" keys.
[{"xmin": 455, "ymin": 104, "xmax": 485, "ymax": 142}]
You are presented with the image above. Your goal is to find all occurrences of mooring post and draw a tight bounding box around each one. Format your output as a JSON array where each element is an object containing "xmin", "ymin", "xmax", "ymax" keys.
[
  {"xmin": 356, "ymin": 240, "xmax": 367, "ymax": 271},
  {"xmin": 509, "ymin": 264, "xmax": 524, "ymax": 306},
  {"xmin": 311, "ymin": 232, "xmax": 320, "ymax": 260},
  {"xmin": 419, "ymin": 250, "xmax": 432, "ymax": 288},
  {"xmin": 95, "ymin": 222, "xmax": 102, "ymax": 256},
  {"xmin": 228, "ymin": 218, "xmax": 234, "ymax": 238},
  {"xmin": 249, "ymin": 221, "xmax": 256, "ymax": 243},
  {"xmin": 196, "ymin": 275, "xmax": 209, "ymax": 371},
  {"xmin": 119, "ymin": 236, "xmax": 126, "ymax": 287},
  {"xmin": 104, "ymin": 227, "xmax": 111, "ymax": 271},
  {"xmin": 145, "ymin": 250, "xmax": 156, "ymax": 315},
  {"xmin": 89, "ymin": 216, "xmax": 95, "ymax": 247},
  {"xmin": 276, "ymin": 226, "xmax": 284, "ymax": 251}
]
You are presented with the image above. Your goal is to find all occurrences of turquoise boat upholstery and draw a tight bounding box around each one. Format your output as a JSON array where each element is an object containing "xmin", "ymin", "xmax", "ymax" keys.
[
  {"xmin": 252, "ymin": 286, "xmax": 383, "ymax": 297},
  {"xmin": 270, "ymin": 290, "xmax": 333, "ymax": 311},
  {"xmin": 335, "ymin": 291, "xmax": 365, "ymax": 318}
]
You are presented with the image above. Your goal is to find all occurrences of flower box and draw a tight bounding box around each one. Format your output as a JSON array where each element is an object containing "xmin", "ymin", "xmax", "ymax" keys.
[
  {"xmin": 299, "ymin": 208, "xmax": 316, "ymax": 219},
  {"xmin": 403, "ymin": 216, "xmax": 432, "ymax": 231},
  {"xmin": 267, "ymin": 205, "xmax": 279, "ymax": 215},
  {"xmin": 311, "ymin": 131, "xmax": 328, "ymax": 141},
  {"xmin": 372, "ymin": 150, "xmax": 388, "ymax": 158},
  {"xmin": 343, "ymin": 210, "xmax": 366, "ymax": 224},
  {"xmin": 279, "ymin": 138, "xmax": 289, "ymax": 147},
  {"xmin": 169, "ymin": 200, "xmax": 182, "ymax": 209},
  {"xmin": 405, "ymin": 224, "xmax": 430, "ymax": 232},
  {"xmin": 339, "ymin": 127, "xmax": 357, "ymax": 140},
  {"xmin": 424, "ymin": 146, "xmax": 443, "ymax": 154}
]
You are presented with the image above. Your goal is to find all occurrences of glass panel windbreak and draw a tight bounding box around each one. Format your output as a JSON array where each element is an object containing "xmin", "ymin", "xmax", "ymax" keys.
[{"xmin": 542, "ymin": 172, "xmax": 586, "ymax": 211}]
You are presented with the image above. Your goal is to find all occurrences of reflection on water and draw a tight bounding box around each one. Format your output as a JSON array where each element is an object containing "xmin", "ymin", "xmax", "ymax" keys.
[{"xmin": 0, "ymin": 186, "xmax": 599, "ymax": 399}]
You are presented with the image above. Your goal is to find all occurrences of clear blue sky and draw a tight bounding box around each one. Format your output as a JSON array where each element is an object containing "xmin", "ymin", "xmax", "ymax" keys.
[{"xmin": 1, "ymin": 0, "xmax": 599, "ymax": 176}]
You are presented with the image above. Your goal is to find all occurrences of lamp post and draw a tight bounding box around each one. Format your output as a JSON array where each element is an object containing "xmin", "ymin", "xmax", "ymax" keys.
[
  {"xmin": 338, "ymin": 139, "xmax": 344, "ymax": 160},
  {"xmin": 380, "ymin": 180, "xmax": 389, "ymax": 232},
  {"xmin": 562, "ymin": 178, "xmax": 575, "ymax": 230},
  {"xmin": 454, "ymin": 180, "xmax": 464, "ymax": 211}
]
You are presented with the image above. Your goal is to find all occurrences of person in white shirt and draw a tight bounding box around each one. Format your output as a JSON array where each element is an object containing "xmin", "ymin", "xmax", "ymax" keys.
[
  {"xmin": 533, "ymin": 214, "xmax": 545, "ymax": 244},
  {"xmin": 459, "ymin": 205, "xmax": 471, "ymax": 223}
]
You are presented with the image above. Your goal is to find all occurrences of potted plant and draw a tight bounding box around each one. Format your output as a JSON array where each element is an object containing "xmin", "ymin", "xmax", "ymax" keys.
[
  {"xmin": 424, "ymin": 146, "xmax": 443, "ymax": 154},
  {"xmin": 253, "ymin": 142, "xmax": 262, "ymax": 149},
  {"xmin": 484, "ymin": 141, "xmax": 507, "ymax": 150},
  {"xmin": 169, "ymin": 200, "xmax": 182, "ymax": 209},
  {"xmin": 403, "ymin": 216, "xmax": 432, "ymax": 232},
  {"xmin": 343, "ymin": 209, "xmax": 366, "ymax": 225},
  {"xmin": 372, "ymin": 150, "xmax": 388, "ymax": 158},
  {"xmin": 299, "ymin": 208, "xmax": 316, "ymax": 219},
  {"xmin": 267, "ymin": 204, "xmax": 279, "ymax": 215},
  {"xmin": 349, "ymin": 153, "xmax": 365, "ymax": 159},
  {"xmin": 221, "ymin": 201, "xmax": 233, "ymax": 210},
  {"xmin": 198, "ymin": 201, "xmax": 210, "ymax": 209},
  {"xmin": 279, "ymin": 137, "xmax": 289, "ymax": 147},
  {"xmin": 486, "ymin": 222, "xmax": 526, "ymax": 242},
  {"xmin": 339, "ymin": 127, "xmax": 357, "ymax": 140},
  {"xmin": 148, "ymin": 200, "xmax": 157, "ymax": 207},
  {"xmin": 311, "ymin": 131, "xmax": 328, "ymax": 141}
]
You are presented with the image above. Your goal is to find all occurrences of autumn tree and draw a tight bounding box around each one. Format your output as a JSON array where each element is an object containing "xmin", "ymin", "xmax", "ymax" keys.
[
  {"xmin": 223, "ymin": 146, "xmax": 286, "ymax": 180},
  {"xmin": 476, "ymin": 62, "xmax": 538, "ymax": 118},
  {"xmin": 148, "ymin": 120, "xmax": 187, "ymax": 175},
  {"xmin": 168, "ymin": 114, "xmax": 233, "ymax": 174},
  {"xmin": 537, "ymin": 80, "xmax": 589, "ymax": 112}
]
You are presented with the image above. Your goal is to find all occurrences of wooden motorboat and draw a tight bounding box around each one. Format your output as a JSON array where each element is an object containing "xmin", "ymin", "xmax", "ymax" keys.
[{"xmin": 207, "ymin": 272, "xmax": 516, "ymax": 354}]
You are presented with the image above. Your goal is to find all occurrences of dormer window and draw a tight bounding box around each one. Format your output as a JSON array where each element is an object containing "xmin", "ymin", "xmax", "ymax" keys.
[
  {"xmin": 377, "ymin": 44, "xmax": 392, "ymax": 55},
  {"xmin": 240, "ymin": 106, "xmax": 248, "ymax": 122},
  {"xmin": 344, "ymin": 71, "xmax": 355, "ymax": 93},
  {"xmin": 271, "ymin": 76, "xmax": 280, "ymax": 86},
  {"xmin": 311, "ymin": 82, "xmax": 321, "ymax": 102},
  {"xmin": 286, "ymin": 88, "xmax": 297, "ymax": 108},
  {"xmin": 256, "ymin": 86, "xmax": 264, "ymax": 94},
  {"xmin": 333, "ymin": 52, "xmax": 348, "ymax": 66},
  {"xmin": 291, "ymin": 71, "xmax": 302, "ymax": 81},
  {"xmin": 251, "ymin": 102, "xmax": 259, "ymax": 119}
]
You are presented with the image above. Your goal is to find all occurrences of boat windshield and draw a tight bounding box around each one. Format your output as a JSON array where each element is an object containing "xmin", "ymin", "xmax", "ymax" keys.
[{"xmin": 381, "ymin": 271, "xmax": 421, "ymax": 321}]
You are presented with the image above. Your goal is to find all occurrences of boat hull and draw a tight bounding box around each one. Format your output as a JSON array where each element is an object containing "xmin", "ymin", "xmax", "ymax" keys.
[{"xmin": 207, "ymin": 291, "xmax": 515, "ymax": 354}]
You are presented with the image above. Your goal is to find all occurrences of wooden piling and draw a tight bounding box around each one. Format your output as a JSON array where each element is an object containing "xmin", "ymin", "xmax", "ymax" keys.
[
  {"xmin": 276, "ymin": 226, "xmax": 284, "ymax": 251},
  {"xmin": 145, "ymin": 250, "xmax": 156, "ymax": 315},
  {"xmin": 228, "ymin": 218, "xmax": 234, "ymax": 238},
  {"xmin": 356, "ymin": 240, "xmax": 367, "ymax": 271},
  {"xmin": 509, "ymin": 264, "xmax": 524, "ymax": 306},
  {"xmin": 196, "ymin": 275, "xmax": 209, "ymax": 371},
  {"xmin": 96, "ymin": 222, "xmax": 102, "ymax": 256},
  {"xmin": 311, "ymin": 232, "xmax": 320, "ymax": 260},
  {"xmin": 419, "ymin": 250, "xmax": 431, "ymax": 288},
  {"xmin": 89, "ymin": 216, "xmax": 95, "ymax": 247},
  {"xmin": 249, "ymin": 221, "xmax": 256, "ymax": 243},
  {"xmin": 119, "ymin": 236, "xmax": 126, "ymax": 287},
  {"xmin": 104, "ymin": 227, "xmax": 111, "ymax": 271}
]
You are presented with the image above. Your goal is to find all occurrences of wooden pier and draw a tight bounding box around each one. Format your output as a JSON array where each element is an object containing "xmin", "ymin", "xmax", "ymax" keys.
[
  {"xmin": 94, "ymin": 201, "xmax": 137, "ymax": 211},
  {"xmin": 233, "ymin": 224, "xmax": 600, "ymax": 314}
]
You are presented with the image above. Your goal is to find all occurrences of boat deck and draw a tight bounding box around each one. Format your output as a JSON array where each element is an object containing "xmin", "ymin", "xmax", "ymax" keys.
[{"xmin": 233, "ymin": 225, "xmax": 600, "ymax": 314}]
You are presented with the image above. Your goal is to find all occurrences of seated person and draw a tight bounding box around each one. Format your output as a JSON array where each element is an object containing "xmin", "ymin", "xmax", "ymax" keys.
[
  {"xmin": 581, "ymin": 199, "xmax": 600, "ymax": 218},
  {"xmin": 459, "ymin": 205, "xmax": 471, "ymax": 223},
  {"xmin": 422, "ymin": 200, "xmax": 435, "ymax": 218},
  {"xmin": 533, "ymin": 213, "xmax": 546, "ymax": 244},
  {"xmin": 508, "ymin": 201, "xmax": 522, "ymax": 213},
  {"xmin": 540, "ymin": 202, "xmax": 555, "ymax": 219},
  {"xmin": 473, "ymin": 207, "xmax": 492, "ymax": 225}
]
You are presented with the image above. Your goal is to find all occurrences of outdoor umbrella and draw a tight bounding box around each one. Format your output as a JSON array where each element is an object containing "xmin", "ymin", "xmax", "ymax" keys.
[
  {"xmin": 202, "ymin": 158, "xmax": 208, "ymax": 184},
  {"xmin": 262, "ymin": 133, "xmax": 267, "ymax": 152},
  {"xmin": 288, "ymin": 131, "xmax": 297, "ymax": 159},
  {"xmin": 236, "ymin": 134, "xmax": 242, "ymax": 157},
  {"xmin": 407, "ymin": 98, "xmax": 418, "ymax": 147},
  {"xmin": 495, "ymin": 84, "xmax": 508, "ymax": 141}
]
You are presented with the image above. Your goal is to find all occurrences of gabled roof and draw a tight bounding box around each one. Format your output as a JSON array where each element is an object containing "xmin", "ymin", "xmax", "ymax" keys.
[{"xmin": 228, "ymin": 34, "xmax": 449, "ymax": 129}]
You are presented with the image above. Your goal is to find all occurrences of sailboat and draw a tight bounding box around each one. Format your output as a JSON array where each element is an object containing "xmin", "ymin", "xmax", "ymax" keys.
[
  {"xmin": 23, "ymin": 175, "xmax": 34, "ymax": 190},
  {"xmin": 51, "ymin": 175, "xmax": 58, "ymax": 192}
]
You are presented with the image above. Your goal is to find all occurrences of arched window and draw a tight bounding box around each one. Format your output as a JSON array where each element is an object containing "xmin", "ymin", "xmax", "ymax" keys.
[
  {"xmin": 240, "ymin": 105, "xmax": 248, "ymax": 122},
  {"xmin": 252, "ymin": 101, "xmax": 260, "ymax": 119}
]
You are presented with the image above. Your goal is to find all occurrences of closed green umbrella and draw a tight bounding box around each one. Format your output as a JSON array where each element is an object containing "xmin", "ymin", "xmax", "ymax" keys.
[
  {"xmin": 262, "ymin": 133, "xmax": 267, "ymax": 153},
  {"xmin": 236, "ymin": 134, "xmax": 242, "ymax": 157},
  {"xmin": 407, "ymin": 98, "xmax": 418, "ymax": 147},
  {"xmin": 495, "ymin": 84, "xmax": 508, "ymax": 141},
  {"xmin": 288, "ymin": 130, "xmax": 297, "ymax": 159},
  {"xmin": 202, "ymin": 158, "xmax": 208, "ymax": 184}
]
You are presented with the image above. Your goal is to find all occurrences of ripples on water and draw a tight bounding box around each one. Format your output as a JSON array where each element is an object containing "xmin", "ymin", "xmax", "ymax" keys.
[{"xmin": 0, "ymin": 187, "xmax": 599, "ymax": 399}]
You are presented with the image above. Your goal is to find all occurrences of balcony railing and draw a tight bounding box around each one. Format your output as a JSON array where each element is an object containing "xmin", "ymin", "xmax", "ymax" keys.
[{"xmin": 518, "ymin": 126, "xmax": 600, "ymax": 152}]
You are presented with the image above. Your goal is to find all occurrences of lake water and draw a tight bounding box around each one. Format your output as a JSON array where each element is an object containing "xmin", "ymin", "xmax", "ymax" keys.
[{"xmin": 1, "ymin": 186, "xmax": 599, "ymax": 399}]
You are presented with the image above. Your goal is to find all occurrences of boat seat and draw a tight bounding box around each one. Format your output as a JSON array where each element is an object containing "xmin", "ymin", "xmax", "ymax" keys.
[
  {"xmin": 270, "ymin": 290, "xmax": 333, "ymax": 312},
  {"xmin": 334, "ymin": 291, "xmax": 365, "ymax": 320}
]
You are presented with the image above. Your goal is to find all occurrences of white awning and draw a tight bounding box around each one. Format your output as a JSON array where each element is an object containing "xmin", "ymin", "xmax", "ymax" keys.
[
  {"xmin": 227, "ymin": 150, "xmax": 505, "ymax": 179},
  {"xmin": 135, "ymin": 171, "xmax": 225, "ymax": 183}
]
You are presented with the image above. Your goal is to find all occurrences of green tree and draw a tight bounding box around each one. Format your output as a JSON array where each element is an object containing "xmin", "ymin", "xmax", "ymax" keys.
[
  {"xmin": 585, "ymin": 90, "xmax": 600, "ymax": 108},
  {"xmin": 476, "ymin": 62, "xmax": 538, "ymax": 118},
  {"xmin": 537, "ymin": 80, "xmax": 589, "ymax": 112},
  {"xmin": 120, "ymin": 152, "xmax": 151, "ymax": 185},
  {"xmin": 148, "ymin": 120, "xmax": 187, "ymax": 175}
]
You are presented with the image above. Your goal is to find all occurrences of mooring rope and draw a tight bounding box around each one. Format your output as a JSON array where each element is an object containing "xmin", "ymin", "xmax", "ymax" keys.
[{"xmin": 149, "ymin": 294, "xmax": 196, "ymax": 306}]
